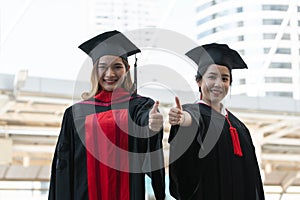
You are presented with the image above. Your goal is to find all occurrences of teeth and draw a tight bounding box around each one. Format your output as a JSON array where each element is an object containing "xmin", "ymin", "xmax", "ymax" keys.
[{"xmin": 211, "ymin": 90, "xmax": 222, "ymax": 94}]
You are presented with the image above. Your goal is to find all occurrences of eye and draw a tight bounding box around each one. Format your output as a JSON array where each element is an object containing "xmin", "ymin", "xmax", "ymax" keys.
[
  {"xmin": 208, "ymin": 75, "xmax": 216, "ymax": 80},
  {"xmin": 113, "ymin": 64, "xmax": 124, "ymax": 69},
  {"xmin": 222, "ymin": 77, "xmax": 229, "ymax": 82},
  {"xmin": 97, "ymin": 63, "xmax": 107, "ymax": 69}
]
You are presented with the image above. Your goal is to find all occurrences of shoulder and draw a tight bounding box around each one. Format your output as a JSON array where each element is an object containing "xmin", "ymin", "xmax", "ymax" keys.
[
  {"xmin": 227, "ymin": 110, "xmax": 248, "ymax": 128},
  {"xmin": 182, "ymin": 103, "xmax": 204, "ymax": 115},
  {"xmin": 131, "ymin": 93, "xmax": 155, "ymax": 105},
  {"xmin": 63, "ymin": 100, "xmax": 97, "ymax": 119}
]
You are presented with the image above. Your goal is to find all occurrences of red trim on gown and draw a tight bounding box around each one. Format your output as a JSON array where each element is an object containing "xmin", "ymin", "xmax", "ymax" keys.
[{"xmin": 85, "ymin": 89, "xmax": 130, "ymax": 200}]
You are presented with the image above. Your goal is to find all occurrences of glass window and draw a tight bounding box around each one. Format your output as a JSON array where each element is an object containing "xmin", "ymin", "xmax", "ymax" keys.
[
  {"xmin": 237, "ymin": 7, "xmax": 243, "ymax": 13},
  {"xmin": 265, "ymin": 77, "xmax": 292, "ymax": 83},
  {"xmin": 263, "ymin": 19, "xmax": 282, "ymax": 25},
  {"xmin": 276, "ymin": 48, "xmax": 291, "ymax": 54},
  {"xmin": 239, "ymin": 78, "xmax": 246, "ymax": 84},
  {"xmin": 266, "ymin": 91, "xmax": 293, "ymax": 97},
  {"xmin": 281, "ymin": 33, "xmax": 290, "ymax": 40},
  {"xmin": 269, "ymin": 62, "xmax": 291, "ymax": 69},
  {"xmin": 197, "ymin": 16, "xmax": 214, "ymax": 25},
  {"xmin": 196, "ymin": 2, "xmax": 214, "ymax": 12},
  {"xmin": 264, "ymin": 33, "xmax": 290, "ymax": 40},
  {"xmin": 264, "ymin": 48, "xmax": 270, "ymax": 54},
  {"xmin": 262, "ymin": 5, "xmax": 288, "ymax": 11},
  {"xmin": 197, "ymin": 29, "xmax": 215, "ymax": 39},
  {"xmin": 238, "ymin": 35, "xmax": 244, "ymax": 41},
  {"xmin": 263, "ymin": 33, "xmax": 276, "ymax": 39}
]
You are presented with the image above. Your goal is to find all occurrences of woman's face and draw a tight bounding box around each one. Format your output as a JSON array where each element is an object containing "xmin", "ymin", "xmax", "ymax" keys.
[
  {"xmin": 97, "ymin": 55, "xmax": 128, "ymax": 91},
  {"xmin": 197, "ymin": 64, "xmax": 230, "ymax": 105}
]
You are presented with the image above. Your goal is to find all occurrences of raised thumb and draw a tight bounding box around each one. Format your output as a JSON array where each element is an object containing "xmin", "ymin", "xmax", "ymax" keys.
[
  {"xmin": 150, "ymin": 101, "xmax": 159, "ymax": 114},
  {"xmin": 175, "ymin": 96, "xmax": 182, "ymax": 110}
]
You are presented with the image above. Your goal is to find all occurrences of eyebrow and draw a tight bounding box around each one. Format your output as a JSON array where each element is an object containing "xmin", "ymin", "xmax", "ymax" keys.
[
  {"xmin": 98, "ymin": 61, "xmax": 123, "ymax": 65},
  {"xmin": 207, "ymin": 72, "xmax": 230, "ymax": 77}
]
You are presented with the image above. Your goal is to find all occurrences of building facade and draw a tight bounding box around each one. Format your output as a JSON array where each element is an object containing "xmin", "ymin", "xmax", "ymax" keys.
[
  {"xmin": 81, "ymin": 0, "xmax": 159, "ymax": 34},
  {"xmin": 195, "ymin": 0, "xmax": 300, "ymax": 99}
]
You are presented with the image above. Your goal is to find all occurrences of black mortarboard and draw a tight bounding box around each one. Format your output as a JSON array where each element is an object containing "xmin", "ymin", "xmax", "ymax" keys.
[
  {"xmin": 185, "ymin": 43, "xmax": 247, "ymax": 71},
  {"xmin": 78, "ymin": 30, "xmax": 141, "ymax": 63}
]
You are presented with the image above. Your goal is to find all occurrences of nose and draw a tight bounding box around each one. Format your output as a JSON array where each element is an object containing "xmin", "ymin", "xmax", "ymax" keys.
[
  {"xmin": 105, "ymin": 67, "xmax": 115, "ymax": 77},
  {"xmin": 214, "ymin": 77, "xmax": 222, "ymax": 87}
]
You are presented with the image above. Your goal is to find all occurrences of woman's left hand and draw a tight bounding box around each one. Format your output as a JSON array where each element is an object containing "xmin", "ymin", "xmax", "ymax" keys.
[{"xmin": 149, "ymin": 101, "xmax": 163, "ymax": 132}]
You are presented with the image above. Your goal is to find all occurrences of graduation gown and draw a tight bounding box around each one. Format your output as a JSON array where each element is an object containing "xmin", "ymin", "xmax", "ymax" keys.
[
  {"xmin": 49, "ymin": 89, "xmax": 165, "ymax": 200},
  {"xmin": 168, "ymin": 103, "xmax": 265, "ymax": 200}
]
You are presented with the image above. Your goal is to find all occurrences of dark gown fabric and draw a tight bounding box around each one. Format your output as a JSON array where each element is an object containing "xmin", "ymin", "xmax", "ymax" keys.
[
  {"xmin": 168, "ymin": 103, "xmax": 265, "ymax": 200},
  {"xmin": 48, "ymin": 89, "xmax": 165, "ymax": 200}
]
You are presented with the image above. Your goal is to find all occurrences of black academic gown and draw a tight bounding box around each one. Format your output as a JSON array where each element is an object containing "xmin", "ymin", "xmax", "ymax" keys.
[
  {"xmin": 48, "ymin": 89, "xmax": 165, "ymax": 200},
  {"xmin": 168, "ymin": 103, "xmax": 265, "ymax": 200}
]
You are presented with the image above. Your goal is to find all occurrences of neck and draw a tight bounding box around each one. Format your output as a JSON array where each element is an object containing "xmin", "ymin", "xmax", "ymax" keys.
[
  {"xmin": 202, "ymin": 99, "xmax": 222, "ymax": 113},
  {"xmin": 212, "ymin": 103, "xmax": 222, "ymax": 113}
]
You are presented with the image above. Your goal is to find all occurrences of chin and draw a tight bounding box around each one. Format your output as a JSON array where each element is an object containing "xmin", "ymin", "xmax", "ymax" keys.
[
  {"xmin": 210, "ymin": 98, "xmax": 223, "ymax": 104},
  {"xmin": 103, "ymin": 86, "xmax": 115, "ymax": 91}
]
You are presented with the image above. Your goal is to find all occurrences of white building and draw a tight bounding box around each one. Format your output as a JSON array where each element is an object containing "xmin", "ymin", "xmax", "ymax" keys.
[
  {"xmin": 195, "ymin": 0, "xmax": 300, "ymax": 99},
  {"xmin": 81, "ymin": 0, "xmax": 159, "ymax": 35}
]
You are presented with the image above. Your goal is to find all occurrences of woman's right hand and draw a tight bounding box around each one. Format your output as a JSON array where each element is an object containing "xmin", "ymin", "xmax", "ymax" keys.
[
  {"xmin": 168, "ymin": 96, "xmax": 183, "ymax": 125},
  {"xmin": 168, "ymin": 96, "xmax": 192, "ymax": 126}
]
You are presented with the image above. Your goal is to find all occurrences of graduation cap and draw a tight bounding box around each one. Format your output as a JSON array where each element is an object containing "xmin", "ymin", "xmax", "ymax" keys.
[
  {"xmin": 185, "ymin": 43, "xmax": 247, "ymax": 74},
  {"xmin": 78, "ymin": 30, "xmax": 141, "ymax": 93}
]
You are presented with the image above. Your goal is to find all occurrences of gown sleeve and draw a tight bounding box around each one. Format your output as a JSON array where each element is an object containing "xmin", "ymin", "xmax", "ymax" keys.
[
  {"xmin": 131, "ymin": 97, "xmax": 166, "ymax": 200},
  {"xmin": 146, "ymin": 128, "xmax": 165, "ymax": 200},
  {"xmin": 168, "ymin": 104, "xmax": 203, "ymax": 200},
  {"xmin": 48, "ymin": 107, "xmax": 75, "ymax": 200}
]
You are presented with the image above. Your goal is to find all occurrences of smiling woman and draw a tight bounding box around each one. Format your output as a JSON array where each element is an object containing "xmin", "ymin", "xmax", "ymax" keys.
[
  {"xmin": 168, "ymin": 43, "xmax": 265, "ymax": 200},
  {"xmin": 48, "ymin": 30, "xmax": 166, "ymax": 200}
]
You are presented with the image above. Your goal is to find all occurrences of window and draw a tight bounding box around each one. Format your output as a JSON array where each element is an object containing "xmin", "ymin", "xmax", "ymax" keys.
[
  {"xmin": 197, "ymin": 30, "xmax": 215, "ymax": 39},
  {"xmin": 264, "ymin": 33, "xmax": 276, "ymax": 39},
  {"xmin": 197, "ymin": 16, "xmax": 214, "ymax": 25},
  {"xmin": 262, "ymin": 5, "xmax": 288, "ymax": 11},
  {"xmin": 269, "ymin": 62, "xmax": 291, "ymax": 69},
  {"xmin": 237, "ymin": 7, "xmax": 243, "ymax": 13},
  {"xmin": 266, "ymin": 92, "xmax": 293, "ymax": 97},
  {"xmin": 264, "ymin": 48, "xmax": 270, "ymax": 54},
  {"xmin": 265, "ymin": 77, "xmax": 292, "ymax": 83},
  {"xmin": 238, "ymin": 35, "xmax": 244, "ymax": 41},
  {"xmin": 196, "ymin": 2, "xmax": 214, "ymax": 12},
  {"xmin": 237, "ymin": 21, "xmax": 244, "ymax": 27},
  {"xmin": 239, "ymin": 78, "xmax": 246, "ymax": 84},
  {"xmin": 264, "ymin": 33, "xmax": 291, "ymax": 40},
  {"xmin": 263, "ymin": 19, "xmax": 282, "ymax": 25},
  {"xmin": 276, "ymin": 48, "xmax": 291, "ymax": 54},
  {"xmin": 281, "ymin": 33, "xmax": 290, "ymax": 40}
]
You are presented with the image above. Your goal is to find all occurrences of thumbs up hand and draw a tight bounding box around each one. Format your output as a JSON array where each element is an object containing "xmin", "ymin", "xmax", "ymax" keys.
[
  {"xmin": 149, "ymin": 101, "xmax": 163, "ymax": 132},
  {"xmin": 168, "ymin": 96, "xmax": 184, "ymax": 125}
]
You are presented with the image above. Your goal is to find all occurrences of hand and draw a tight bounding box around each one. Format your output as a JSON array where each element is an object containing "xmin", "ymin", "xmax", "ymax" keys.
[
  {"xmin": 168, "ymin": 96, "xmax": 184, "ymax": 125},
  {"xmin": 149, "ymin": 101, "xmax": 163, "ymax": 132}
]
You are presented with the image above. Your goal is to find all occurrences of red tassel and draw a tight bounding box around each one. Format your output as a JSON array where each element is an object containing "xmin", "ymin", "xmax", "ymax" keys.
[
  {"xmin": 229, "ymin": 127, "xmax": 243, "ymax": 157},
  {"xmin": 226, "ymin": 114, "xmax": 243, "ymax": 157}
]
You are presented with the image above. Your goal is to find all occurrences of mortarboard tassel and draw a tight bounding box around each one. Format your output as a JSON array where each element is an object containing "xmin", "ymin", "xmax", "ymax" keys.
[
  {"xmin": 133, "ymin": 55, "xmax": 138, "ymax": 95},
  {"xmin": 226, "ymin": 116, "xmax": 243, "ymax": 157}
]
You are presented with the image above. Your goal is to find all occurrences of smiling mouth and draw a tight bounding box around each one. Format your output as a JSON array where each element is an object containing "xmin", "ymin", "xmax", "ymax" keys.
[
  {"xmin": 210, "ymin": 90, "xmax": 223, "ymax": 95},
  {"xmin": 104, "ymin": 80, "xmax": 117, "ymax": 84}
]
